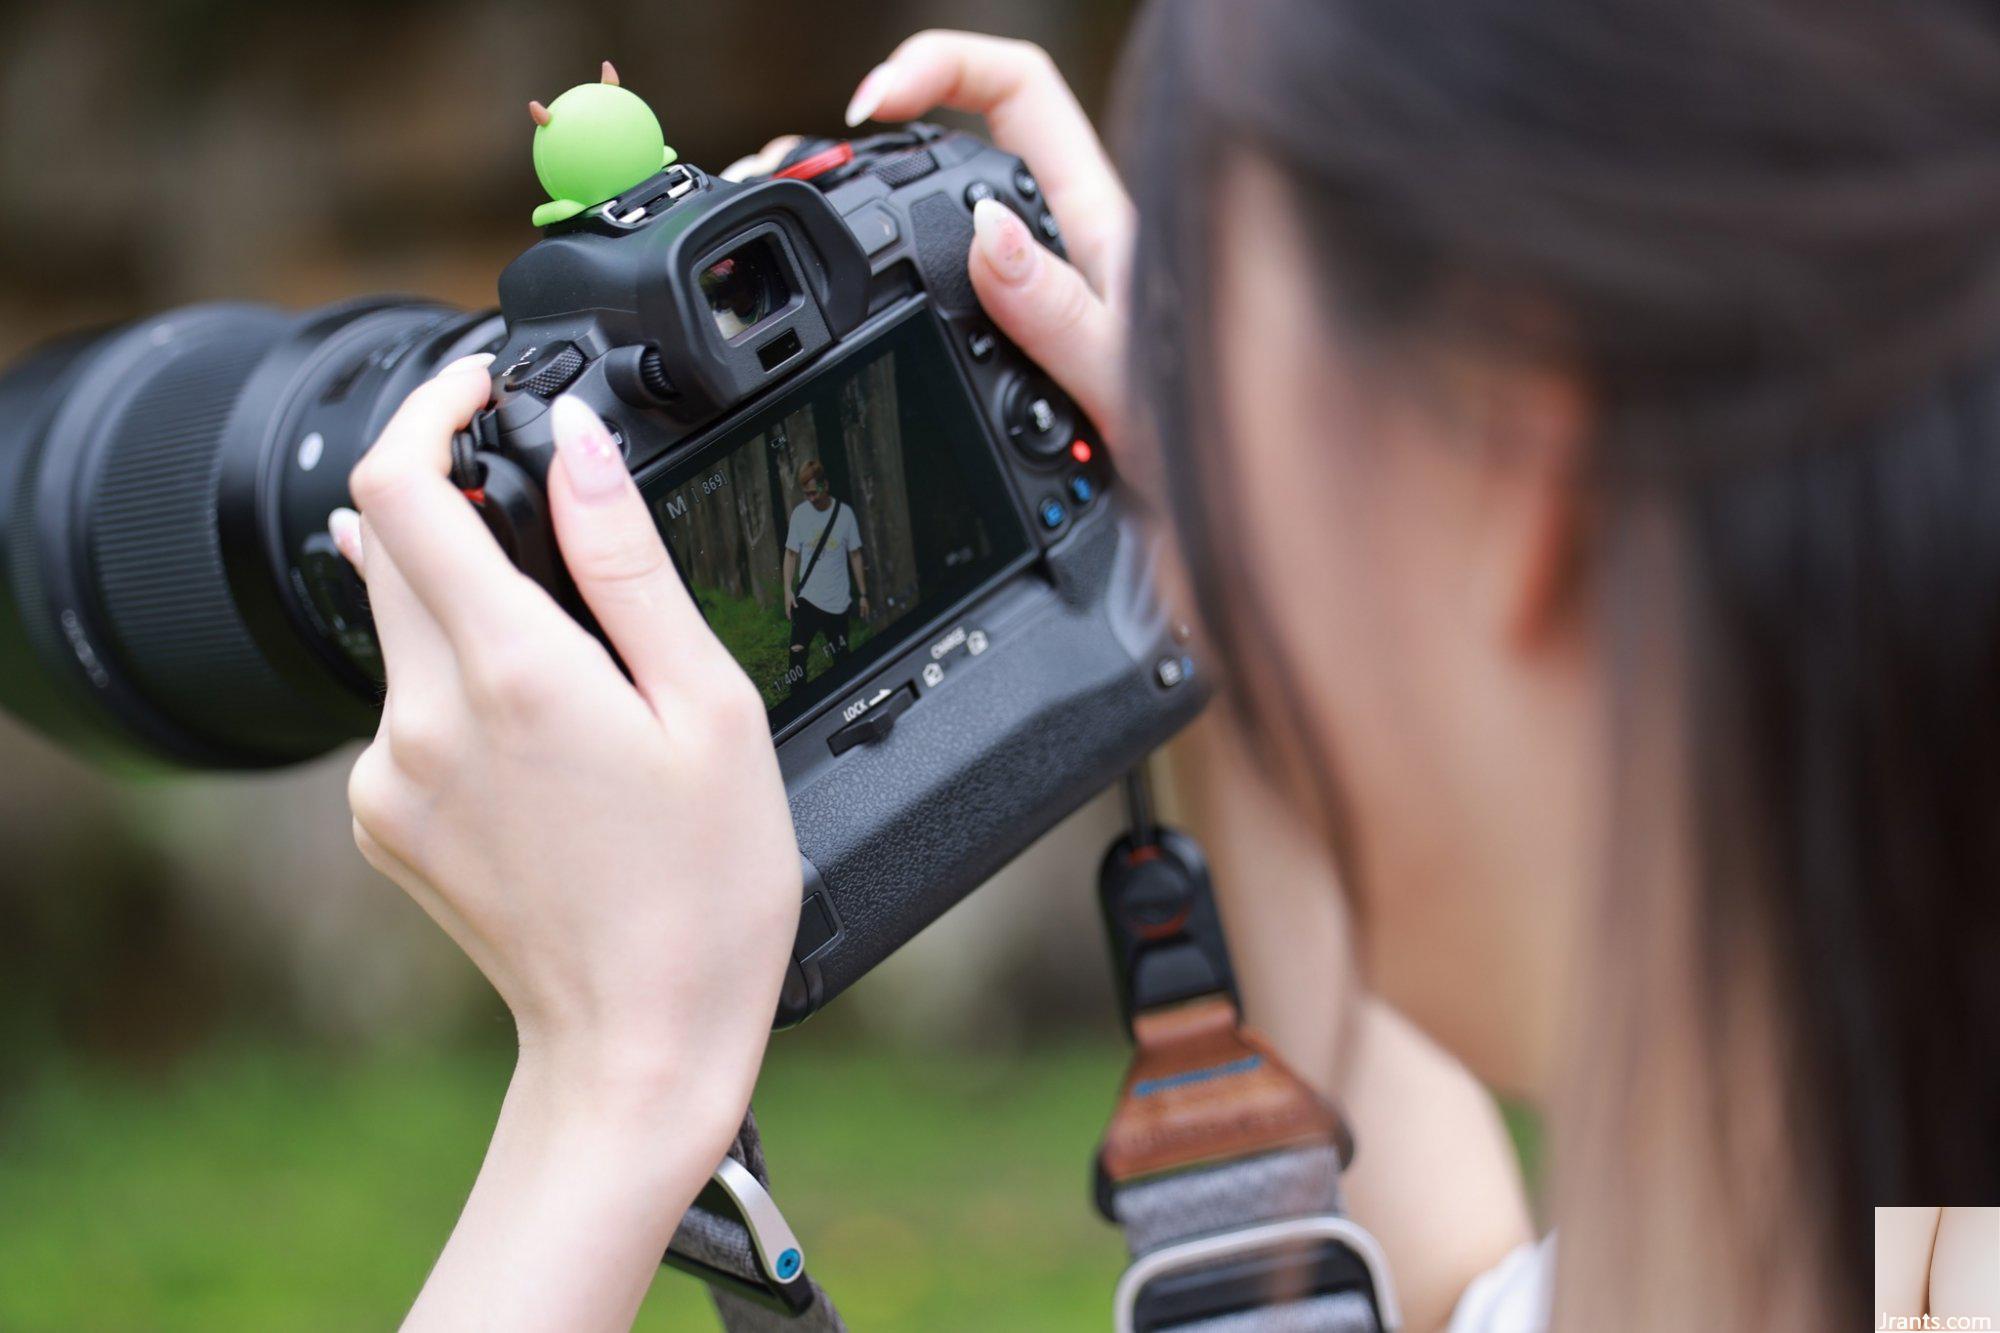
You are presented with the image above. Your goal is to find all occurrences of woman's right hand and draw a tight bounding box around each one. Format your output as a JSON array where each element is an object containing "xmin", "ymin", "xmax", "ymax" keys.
[{"xmin": 844, "ymin": 31, "xmax": 1134, "ymax": 454}]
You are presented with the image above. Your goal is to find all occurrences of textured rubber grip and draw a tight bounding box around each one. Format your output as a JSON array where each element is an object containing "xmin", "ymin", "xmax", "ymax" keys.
[{"xmin": 908, "ymin": 192, "xmax": 977, "ymax": 316}]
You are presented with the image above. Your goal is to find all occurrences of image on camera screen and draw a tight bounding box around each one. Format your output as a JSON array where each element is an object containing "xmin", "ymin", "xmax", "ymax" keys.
[{"xmin": 645, "ymin": 309, "xmax": 1030, "ymax": 736}]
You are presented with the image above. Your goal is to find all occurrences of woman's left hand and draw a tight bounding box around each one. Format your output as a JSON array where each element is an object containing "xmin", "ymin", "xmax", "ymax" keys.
[{"xmin": 332, "ymin": 360, "xmax": 802, "ymax": 1329}]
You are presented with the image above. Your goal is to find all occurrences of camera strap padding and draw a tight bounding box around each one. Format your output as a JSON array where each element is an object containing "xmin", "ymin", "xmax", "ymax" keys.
[
  {"xmin": 1099, "ymin": 1015, "xmax": 1397, "ymax": 1331},
  {"xmin": 1113, "ymin": 1151, "xmax": 1384, "ymax": 1330}
]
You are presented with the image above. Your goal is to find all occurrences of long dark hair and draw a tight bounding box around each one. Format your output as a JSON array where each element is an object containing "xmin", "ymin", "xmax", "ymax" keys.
[{"xmin": 1118, "ymin": 0, "xmax": 2000, "ymax": 1323}]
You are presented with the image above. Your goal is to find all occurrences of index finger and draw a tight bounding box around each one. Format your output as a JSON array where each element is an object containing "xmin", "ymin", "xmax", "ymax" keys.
[
  {"xmin": 347, "ymin": 359, "xmax": 555, "ymax": 648},
  {"xmin": 856, "ymin": 30, "xmax": 1133, "ymax": 296}
]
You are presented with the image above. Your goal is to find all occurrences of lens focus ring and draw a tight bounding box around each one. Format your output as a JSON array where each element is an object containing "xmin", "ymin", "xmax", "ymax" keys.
[{"xmin": 79, "ymin": 312, "xmax": 322, "ymax": 759}]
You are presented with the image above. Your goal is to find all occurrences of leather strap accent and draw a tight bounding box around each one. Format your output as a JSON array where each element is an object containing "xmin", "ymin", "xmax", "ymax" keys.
[{"xmin": 1101, "ymin": 995, "xmax": 1346, "ymax": 1184}]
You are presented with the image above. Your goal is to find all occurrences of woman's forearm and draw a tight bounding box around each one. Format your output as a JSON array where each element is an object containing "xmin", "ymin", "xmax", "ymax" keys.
[{"xmin": 404, "ymin": 1049, "xmax": 738, "ymax": 1333}]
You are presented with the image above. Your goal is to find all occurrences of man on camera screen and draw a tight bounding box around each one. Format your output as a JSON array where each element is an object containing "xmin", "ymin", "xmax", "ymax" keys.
[{"xmin": 782, "ymin": 459, "xmax": 870, "ymax": 691}]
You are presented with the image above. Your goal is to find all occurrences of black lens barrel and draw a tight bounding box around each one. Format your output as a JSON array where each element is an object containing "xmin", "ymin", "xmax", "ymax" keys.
[
  {"xmin": 0, "ymin": 300, "xmax": 495, "ymax": 768},
  {"xmin": 85, "ymin": 308, "xmax": 319, "ymax": 759}
]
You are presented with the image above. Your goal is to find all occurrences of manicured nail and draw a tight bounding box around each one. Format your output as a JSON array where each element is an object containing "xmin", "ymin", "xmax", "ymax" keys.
[
  {"xmin": 972, "ymin": 198, "xmax": 1037, "ymax": 285},
  {"xmin": 551, "ymin": 394, "xmax": 627, "ymax": 501},
  {"xmin": 844, "ymin": 63, "xmax": 896, "ymax": 127},
  {"xmin": 437, "ymin": 351, "xmax": 497, "ymax": 379},
  {"xmin": 328, "ymin": 507, "xmax": 364, "ymax": 568}
]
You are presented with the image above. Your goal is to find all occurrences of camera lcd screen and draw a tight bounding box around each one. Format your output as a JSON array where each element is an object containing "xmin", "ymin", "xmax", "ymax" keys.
[{"xmin": 643, "ymin": 305, "xmax": 1031, "ymax": 736}]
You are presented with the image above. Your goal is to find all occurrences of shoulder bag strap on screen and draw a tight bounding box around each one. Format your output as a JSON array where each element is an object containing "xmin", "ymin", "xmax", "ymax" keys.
[{"xmin": 793, "ymin": 500, "xmax": 843, "ymax": 596}]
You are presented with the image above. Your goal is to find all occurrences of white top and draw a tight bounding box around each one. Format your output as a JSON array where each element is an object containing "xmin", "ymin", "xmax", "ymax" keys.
[
  {"xmin": 1446, "ymin": 1235, "xmax": 1556, "ymax": 1333},
  {"xmin": 785, "ymin": 499, "xmax": 863, "ymax": 614}
]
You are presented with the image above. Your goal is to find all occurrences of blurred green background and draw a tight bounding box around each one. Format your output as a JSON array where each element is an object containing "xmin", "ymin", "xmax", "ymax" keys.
[{"xmin": 0, "ymin": 2, "xmax": 1533, "ymax": 1328}]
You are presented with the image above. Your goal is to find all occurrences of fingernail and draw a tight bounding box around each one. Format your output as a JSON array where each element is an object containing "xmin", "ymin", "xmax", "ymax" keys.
[
  {"xmin": 551, "ymin": 394, "xmax": 627, "ymax": 501},
  {"xmin": 328, "ymin": 507, "xmax": 364, "ymax": 568},
  {"xmin": 844, "ymin": 63, "xmax": 895, "ymax": 127},
  {"xmin": 972, "ymin": 198, "xmax": 1037, "ymax": 285},
  {"xmin": 437, "ymin": 351, "xmax": 497, "ymax": 379}
]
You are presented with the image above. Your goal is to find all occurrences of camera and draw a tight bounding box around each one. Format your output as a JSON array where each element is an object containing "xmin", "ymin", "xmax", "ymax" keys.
[{"xmin": 0, "ymin": 125, "xmax": 1207, "ymax": 1022}]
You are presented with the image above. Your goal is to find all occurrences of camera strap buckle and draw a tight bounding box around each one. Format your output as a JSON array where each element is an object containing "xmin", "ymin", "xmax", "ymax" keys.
[
  {"xmin": 663, "ymin": 1111, "xmax": 846, "ymax": 1329},
  {"xmin": 1113, "ymin": 1208, "xmax": 1398, "ymax": 1333},
  {"xmin": 1094, "ymin": 769, "xmax": 1399, "ymax": 1333}
]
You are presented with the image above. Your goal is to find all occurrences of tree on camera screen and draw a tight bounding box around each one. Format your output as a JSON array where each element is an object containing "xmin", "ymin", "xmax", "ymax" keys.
[{"xmin": 646, "ymin": 312, "xmax": 1028, "ymax": 735}]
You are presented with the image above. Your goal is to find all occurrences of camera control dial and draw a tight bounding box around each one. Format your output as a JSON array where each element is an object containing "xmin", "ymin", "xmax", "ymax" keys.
[{"xmin": 1003, "ymin": 372, "xmax": 1074, "ymax": 462}]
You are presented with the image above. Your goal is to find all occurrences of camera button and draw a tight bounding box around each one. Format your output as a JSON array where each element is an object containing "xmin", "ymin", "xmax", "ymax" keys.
[
  {"xmin": 1066, "ymin": 471, "xmax": 1097, "ymax": 508},
  {"xmin": 1035, "ymin": 209, "xmax": 1061, "ymax": 242},
  {"xmin": 827, "ymin": 683, "xmax": 917, "ymax": 756},
  {"xmin": 1013, "ymin": 168, "xmax": 1040, "ymax": 201},
  {"xmin": 1005, "ymin": 375, "xmax": 1072, "ymax": 461},
  {"xmin": 502, "ymin": 340, "xmax": 584, "ymax": 398},
  {"xmin": 1155, "ymin": 655, "xmax": 1193, "ymax": 689},
  {"xmin": 794, "ymin": 892, "xmax": 840, "ymax": 961},
  {"xmin": 847, "ymin": 204, "xmax": 900, "ymax": 256},
  {"xmin": 964, "ymin": 179, "xmax": 998, "ymax": 210},
  {"xmin": 1038, "ymin": 495, "xmax": 1069, "ymax": 531},
  {"xmin": 966, "ymin": 327, "xmax": 997, "ymax": 362}
]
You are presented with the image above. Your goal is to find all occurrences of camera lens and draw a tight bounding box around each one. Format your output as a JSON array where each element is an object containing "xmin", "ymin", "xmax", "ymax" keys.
[
  {"xmin": 0, "ymin": 300, "xmax": 500, "ymax": 766},
  {"xmin": 699, "ymin": 238, "xmax": 789, "ymax": 340}
]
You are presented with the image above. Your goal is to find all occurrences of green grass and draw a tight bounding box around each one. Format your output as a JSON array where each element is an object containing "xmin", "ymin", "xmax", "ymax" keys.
[
  {"xmin": 0, "ymin": 1038, "xmax": 1128, "ymax": 1332},
  {"xmin": 0, "ymin": 1036, "xmax": 1544, "ymax": 1331},
  {"xmin": 694, "ymin": 587, "xmax": 874, "ymax": 710}
]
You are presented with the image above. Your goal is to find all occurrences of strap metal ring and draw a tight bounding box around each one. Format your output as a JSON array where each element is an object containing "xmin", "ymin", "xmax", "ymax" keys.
[{"xmin": 1113, "ymin": 1213, "xmax": 1402, "ymax": 1333}]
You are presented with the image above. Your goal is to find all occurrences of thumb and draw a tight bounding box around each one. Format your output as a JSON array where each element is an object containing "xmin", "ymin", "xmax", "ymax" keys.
[
  {"xmin": 545, "ymin": 394, "xmax": 730, "ymax": 707},
  {"xmin": 968, "ymin": 198, "xmax": 1125, "ymax": 449}
]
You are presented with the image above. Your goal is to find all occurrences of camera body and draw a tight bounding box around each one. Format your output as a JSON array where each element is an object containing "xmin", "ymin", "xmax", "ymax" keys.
[
  {"xmin": 0, "ymin": 126, "xmax": 1207, "ymax": 1023},
  {"xmin": 462, "ymin": 128, "xmax": 1207, "ymax": 1022}
]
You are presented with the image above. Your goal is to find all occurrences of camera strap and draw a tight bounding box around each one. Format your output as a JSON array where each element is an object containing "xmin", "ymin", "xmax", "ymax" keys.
[
  {"xmin": 664, "ymin": 1110, "xmax": 847, "ymax": 1330},
  {"xmin": 1093, "ymin": 771, "xmax": 1400, "ymax": 1333}
]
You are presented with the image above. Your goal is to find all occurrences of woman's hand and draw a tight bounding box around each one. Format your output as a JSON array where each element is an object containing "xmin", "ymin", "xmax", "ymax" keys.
[
  {"xmin": 332, "ymin": 364, "xmax": 801, "ymax": 1330},
  {"xmin": 845, "ymin": 31, "xmax": 1134, "ymax": 454}
]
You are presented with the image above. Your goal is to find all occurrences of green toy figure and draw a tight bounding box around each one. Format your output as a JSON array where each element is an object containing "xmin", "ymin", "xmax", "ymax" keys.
[{"xmin": 527, "ymin": 61, "xmax": 676, "ymax": 227}]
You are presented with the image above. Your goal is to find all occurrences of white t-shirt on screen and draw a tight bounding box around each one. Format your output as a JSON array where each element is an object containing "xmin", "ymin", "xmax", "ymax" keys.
[{"xmin": 786, "ymin": 499, "xmax": 863, "ymax": 614}]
